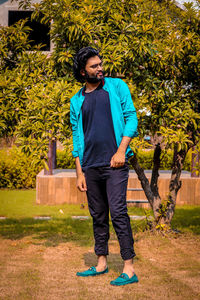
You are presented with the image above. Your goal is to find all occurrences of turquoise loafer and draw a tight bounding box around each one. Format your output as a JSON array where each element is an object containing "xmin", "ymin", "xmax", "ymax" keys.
[
  {"xmin": 110, "ymin": 273, "xmax": 139, "ymax": 286},
  {"xmin": 76, "ymin": 266, "xmax": 108, "ymax": 277}
]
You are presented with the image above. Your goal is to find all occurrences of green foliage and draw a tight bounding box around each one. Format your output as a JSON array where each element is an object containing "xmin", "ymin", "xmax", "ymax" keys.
[
  {"xmin": 0, "ymin": 147, "xmax": 192, "ymax": 189},
  {"xmin": 0, "ymin": 146, "xmax": 76, "ymax": 188},
  {"xmin": 135, "ymin": 150, "xmax": 154, "ymax": 169},
  {"xmin": 15, "ymin": 79, "xmax": 80, "ymax": 168},
  {"xmin": 0, "ymin": 43, "xmax": 57, "ymax": 139},
  {"xmin": 0, "ymin": 20, "xmax": 81, "ymax": 166},
  {"xmin": 191, "ymin": 142, "xmax": 200, "ymax": 176},
  {"xmin": 0, "ymin": 19, "xmax": 31, "ymax": 70},
  {"xmin": 57, "ymin": 144, "xmax": 75, "ymax": 169},
  {"xmin": 0, "ymin": 147, "xmax": 41, "ymax": 188},
  {"xmin": 132, "ymin": 148, "xmax": 191, "ymax": 171},
  {"xmin": 0, "ymin": 0, "xmax": 199, "ymax": 192}
]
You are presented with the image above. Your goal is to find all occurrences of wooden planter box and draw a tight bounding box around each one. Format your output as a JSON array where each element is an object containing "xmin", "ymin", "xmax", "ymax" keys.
[{"xmin": 36, "ymin": 169, "xmax": 200, "ymax": 206}]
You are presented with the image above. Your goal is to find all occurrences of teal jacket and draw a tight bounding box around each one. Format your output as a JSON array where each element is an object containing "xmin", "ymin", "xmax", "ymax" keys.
[{"xmin": 70, "ymin": 77, "xmax": 138, "ymax": 167}]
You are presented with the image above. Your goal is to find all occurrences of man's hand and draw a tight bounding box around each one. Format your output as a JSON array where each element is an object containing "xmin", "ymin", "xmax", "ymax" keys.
[
  {"xmin": 77, "ymin": 173, "xmax": 87, "ymax": 192},
  {"xmin": 110, "ymin": 136, "xmax": 132, "ymax": 168},
  {"xmin": 75, "ymin": 156, "xmax": 87, "ymax": 192},
  {"xmin": 110, "ymin": 150, "xmax": 125, "ymax": 168}
]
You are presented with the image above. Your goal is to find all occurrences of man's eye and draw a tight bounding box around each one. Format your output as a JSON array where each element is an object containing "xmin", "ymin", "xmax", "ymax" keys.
[{"xmin": 91, "ymin": 63, "xmax": 102, "ymax": 69}]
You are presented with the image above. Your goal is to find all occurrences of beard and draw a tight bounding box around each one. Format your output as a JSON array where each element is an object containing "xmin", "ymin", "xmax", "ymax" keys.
[{"xmin": 84, "ymin": 70, "xmax": 104, "ymax": 83}]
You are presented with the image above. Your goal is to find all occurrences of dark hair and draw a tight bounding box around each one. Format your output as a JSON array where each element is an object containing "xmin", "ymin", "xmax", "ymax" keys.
[{"xmin": 73, "ymin": 47, "xmax": 101, "ymax": 83}]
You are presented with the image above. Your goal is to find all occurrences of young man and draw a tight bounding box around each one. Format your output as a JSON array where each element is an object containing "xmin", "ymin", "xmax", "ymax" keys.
[{"xmin": 70, "ymin": 47, "xmax": 138, "ymax": 286}]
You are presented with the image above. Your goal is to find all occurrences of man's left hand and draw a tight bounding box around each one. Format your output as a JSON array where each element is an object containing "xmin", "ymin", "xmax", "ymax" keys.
[{"xmin": 110, "ymin": 151, "xmax": 125, "ymax": 168}]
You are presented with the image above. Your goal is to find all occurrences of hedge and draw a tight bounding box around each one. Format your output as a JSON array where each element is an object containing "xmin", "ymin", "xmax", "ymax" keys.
[
  {"xmin": 0, "ymin": 147, "xmax": 191, "ymax": 189},
  {"xmin": 135, "ymin": 149, "xmax": 191, "ymax": 171},
  {"xmin": 0, "ymin": 147, "xmax": 41, "ymax": 189}
]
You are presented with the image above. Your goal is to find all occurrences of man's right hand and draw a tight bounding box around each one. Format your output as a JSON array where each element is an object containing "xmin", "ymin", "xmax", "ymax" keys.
[
  {"xmin": 77, "ymin": 173, "xmax": 87, "ymax": 192},
  {"xmin": 75, "ymin": 157, "xmax": 87, "ymax": 192}
]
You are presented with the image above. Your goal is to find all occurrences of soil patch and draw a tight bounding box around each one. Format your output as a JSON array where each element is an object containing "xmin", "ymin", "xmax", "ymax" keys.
[{"xmin": 0, "ymin": 233, "xmax": 199, "ymax": 300}]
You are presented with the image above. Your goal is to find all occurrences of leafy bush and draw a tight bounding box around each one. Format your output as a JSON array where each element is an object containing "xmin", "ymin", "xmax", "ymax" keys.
[
  {"xmin": 57, "ymin": 147, "xmax": 75, "ymax": 169},
  {"xmin": 0, "ymin": 146, "xmax": 76, "ymax": 189},
  {"xmin": 0, "ymin": 147, "xmax": 191, "ymax": 189},
  {"xmin": 0, "ymin": 147, "xmax": 42, "ymax": 188},
  {"xmin": 131, "ymin": 149, "xmax": 191, "ymax": 171},
  {"xmin": 135, "ymin": 150, "xmax": 154, "ymax": 170}
]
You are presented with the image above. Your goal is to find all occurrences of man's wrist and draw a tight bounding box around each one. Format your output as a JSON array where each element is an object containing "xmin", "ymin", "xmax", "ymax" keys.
[
  {"xmin": 117, "ymin": 148, "xmax": 126, "ymax": 155},
  {"xmin": 77, "ymin": 171, "xmax": 84, "ymax": 177}
]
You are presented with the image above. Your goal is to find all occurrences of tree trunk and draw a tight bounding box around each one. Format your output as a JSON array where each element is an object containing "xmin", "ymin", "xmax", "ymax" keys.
[
  {"xmin": 130, "ymin": 144, "xmax": 187, "ymax": 228},
  {"xmin": 129, "ymin": 154, "xmax": 154, "ymax": 208},
  {"xmin": 44, "ymin": 138, "xmax": 57, "ymax": 175},
  {"xmin": 161, "ymin": 146, "xmax": 186, "ymax": 224},
  {"xmin": 150, "ymin": 143, "xmax": 162, "ymax": 222},
  {"xmin": 130, "ymin": 144, "xmax": 163, "ymax": 222}
]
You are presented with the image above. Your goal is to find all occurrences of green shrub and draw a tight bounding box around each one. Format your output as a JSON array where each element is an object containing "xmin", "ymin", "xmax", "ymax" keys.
[
  {"xmin": 0, "ymin": 147, "xmax": 42, "ymax": 189},
  {"xmin": 57, "ymin": 148, "xmax": 75, "ymax": 169},
  {"xmin": 135, "ymin": 150, "xmax": 154, "ymax": 169},
  {"xmin": 183, "ymin": 150, "xmax": 192, "ymax": 172},
  {"xmin": 131, "ymin": 149, "xmax": 191, "ymax": 171},
  {"xmin": 0, "ymin": 146, "xmax": 191, "ymax": 189}
]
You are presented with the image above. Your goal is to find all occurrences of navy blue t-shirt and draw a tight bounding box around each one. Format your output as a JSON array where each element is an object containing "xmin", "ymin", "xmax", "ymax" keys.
[{"xmin": 82, "ymin": 82, "xmax": 118, "ymax": 170}]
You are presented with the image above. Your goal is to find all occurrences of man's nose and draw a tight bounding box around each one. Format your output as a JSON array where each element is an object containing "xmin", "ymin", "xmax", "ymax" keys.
[{"xmin": 97, "ymin": 64, "xmax": 102, "ymax": 70}]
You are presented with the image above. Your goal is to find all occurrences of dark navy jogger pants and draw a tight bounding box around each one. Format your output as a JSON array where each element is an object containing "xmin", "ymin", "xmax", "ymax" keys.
[{"xmin": 84, "ymin": 164, "xmax": 135, "ymax": 261}]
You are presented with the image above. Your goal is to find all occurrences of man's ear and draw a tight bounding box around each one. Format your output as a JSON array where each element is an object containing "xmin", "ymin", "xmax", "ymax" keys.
[{"xmin": 80, "ymin": 69, "xmax": 85, "ymax": 76}]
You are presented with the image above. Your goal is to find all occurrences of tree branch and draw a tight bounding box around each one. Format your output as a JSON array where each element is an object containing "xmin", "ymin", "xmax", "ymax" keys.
[
  {"xmin": 150, "ymin": 143, "xmax": 161, "ymax": 199},
  {"xmin": 165, "ymin": 145, "xmax": 187, "ymax": 224},
  {"xmin": 129, "ymin": 154, "xmax": 154, "ymax": 208}
]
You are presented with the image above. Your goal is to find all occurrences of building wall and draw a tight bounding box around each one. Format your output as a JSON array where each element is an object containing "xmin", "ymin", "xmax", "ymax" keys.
[
  {"xmin": 0, "ymin": 0, "xmax": 52, "ymax": 51},
  {"xmin": 0, "ymin": 0, "xmax": 41, "ymax": 26}
]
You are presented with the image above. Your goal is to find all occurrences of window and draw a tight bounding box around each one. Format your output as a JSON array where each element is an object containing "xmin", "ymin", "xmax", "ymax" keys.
[{"xmin": 8, "ymin": 10, "xmax": 50, "ymax": 51}]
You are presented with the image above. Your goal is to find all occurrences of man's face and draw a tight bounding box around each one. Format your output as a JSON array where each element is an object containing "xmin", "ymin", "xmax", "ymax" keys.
[{"xmin": 81, "ymin": 55, "xmax": 104, "ymax": 83}]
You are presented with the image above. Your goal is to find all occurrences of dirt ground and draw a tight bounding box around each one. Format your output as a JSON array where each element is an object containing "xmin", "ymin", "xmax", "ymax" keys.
[{"xmin": 0, "ymin": 233, "xmax": 200, "ymax": 300}]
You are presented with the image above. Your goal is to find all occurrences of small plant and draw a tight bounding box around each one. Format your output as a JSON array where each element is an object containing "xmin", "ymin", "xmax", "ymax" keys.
[{"xmin": 143, "ymin": 209, "xmax": 153, "ymax": 231}]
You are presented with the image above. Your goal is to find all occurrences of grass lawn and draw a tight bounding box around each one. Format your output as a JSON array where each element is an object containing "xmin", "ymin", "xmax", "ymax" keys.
[
  {"xmin": 0, "ymin": 189, "xmax": 199, "ymax": 238},
  {"xmin": 0, "ymin": 189, "xmax": 200, "ymax": 299},
  {"xmin": 0, "ymin": 189, "xmax": 150, "ymax": 246}
]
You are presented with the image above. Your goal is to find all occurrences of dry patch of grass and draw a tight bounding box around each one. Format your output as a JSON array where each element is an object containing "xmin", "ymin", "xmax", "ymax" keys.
[
  {"xmin": 134, "ymin": 232, "xmax": 200, "ymax": 300},
  {"xmin": 0, "ymin": 233, "xmax": 199, "ymax": 300}
]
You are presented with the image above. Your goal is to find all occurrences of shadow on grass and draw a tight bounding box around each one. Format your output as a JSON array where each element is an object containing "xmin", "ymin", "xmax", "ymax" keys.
[
  {"xmin": 0, "ymin": 216, "xmax": 147, "ymax": 248},
  {"xmin": 0, "ymin": 217, "xmax": 94, "ymax": 247},
  {"xmin": 0, "ymin": 207, "xmax": 199, "ymax": 248},
  {"xmin": 172, "ymin": 206, "xmax": 200, "ymax": 234}
]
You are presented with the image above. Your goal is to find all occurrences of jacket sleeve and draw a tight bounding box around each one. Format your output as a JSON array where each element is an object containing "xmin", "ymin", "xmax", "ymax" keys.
[
  {"xmin": 70, "ymin": 101, "xmax": 79, "ymax": 158},
  {"xmin": 117, "ymin": 79, "xmax": 138, "ymax": 138}
]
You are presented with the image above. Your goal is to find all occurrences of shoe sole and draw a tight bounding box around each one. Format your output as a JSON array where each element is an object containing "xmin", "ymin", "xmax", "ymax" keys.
[
  {"xmin": 76, "ymin": 269, "xmax": 108, "ymax": 277},
  {"xmin": 110, "ymin": 279, "xmax": 139, "ymax": 286}
]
